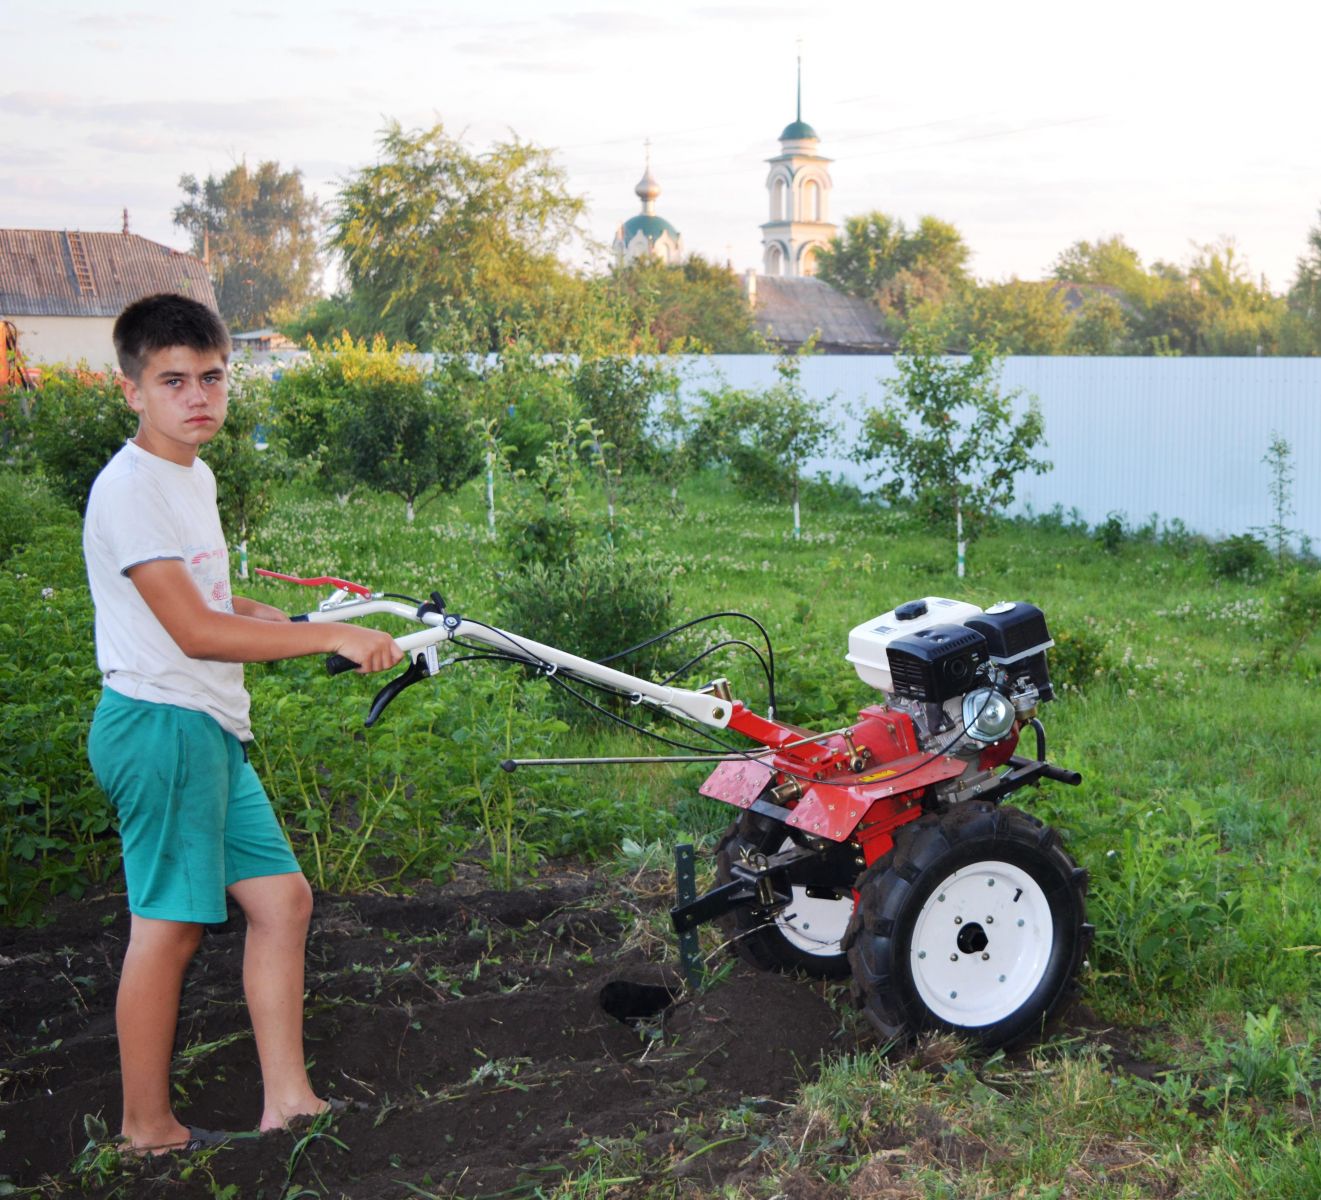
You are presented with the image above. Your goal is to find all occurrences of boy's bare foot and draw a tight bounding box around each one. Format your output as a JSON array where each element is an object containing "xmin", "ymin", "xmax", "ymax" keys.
[
  {"xmin": 121, "ymin": 1119, "xmax": 208, "ymax": 1156},
  {"xmin": 258, "ymin": 1094, "xmax": 331, "ymax": 1132}
]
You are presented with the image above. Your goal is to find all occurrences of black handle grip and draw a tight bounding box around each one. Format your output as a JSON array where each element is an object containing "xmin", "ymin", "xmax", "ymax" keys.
[{"xmin": 326, "ymin": 654, "xmax": 360, "ymax": 675}]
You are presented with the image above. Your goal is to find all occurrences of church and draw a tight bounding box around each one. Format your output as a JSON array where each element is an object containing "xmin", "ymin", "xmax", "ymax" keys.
[{"xmin": 610, "ymin": 68, "xmax": 889, "ymax": 353}]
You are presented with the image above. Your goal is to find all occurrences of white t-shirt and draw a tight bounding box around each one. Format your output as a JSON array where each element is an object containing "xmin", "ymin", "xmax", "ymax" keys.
[{"xmin": 84, "ymin": 440, "xmax": 252, "ymax": 740}]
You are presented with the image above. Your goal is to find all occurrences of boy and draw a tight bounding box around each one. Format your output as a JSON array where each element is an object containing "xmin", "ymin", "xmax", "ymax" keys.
[{"xmin": 83, "ymin": 293, "xmax": 402, "ymax": 1154}]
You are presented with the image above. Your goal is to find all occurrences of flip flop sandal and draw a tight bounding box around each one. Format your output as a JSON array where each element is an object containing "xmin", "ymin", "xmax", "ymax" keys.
[{"xmin": 182, "ymin": 1127, "xmax": 234, "ymax": 1151}]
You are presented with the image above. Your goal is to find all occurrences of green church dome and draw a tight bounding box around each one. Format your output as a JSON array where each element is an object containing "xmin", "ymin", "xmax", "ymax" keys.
[
  {"xmin": 779, "ymin": 119, "xmax": 819, "ymax": 141},
  {"xmin": 621, "ymin": 213, "xmax": 680, "ymax": 243}
]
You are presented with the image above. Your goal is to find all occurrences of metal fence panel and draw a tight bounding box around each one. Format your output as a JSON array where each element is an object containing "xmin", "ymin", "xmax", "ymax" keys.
[{"xmin": 679, "ymin": 356, "xmax": 1320, "ymax": 545}]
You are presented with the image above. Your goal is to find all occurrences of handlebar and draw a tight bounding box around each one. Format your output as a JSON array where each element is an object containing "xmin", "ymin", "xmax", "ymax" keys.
[{"xmin": 273, "ymin": 577, "xmax": 735, "ymax": 730}]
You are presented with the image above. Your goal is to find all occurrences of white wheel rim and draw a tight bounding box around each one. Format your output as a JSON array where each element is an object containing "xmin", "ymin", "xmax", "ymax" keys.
[
  {"xmin": 909, "ymin": 859, "xmax": 1053, "ymax": 1027},
  {"xmin": 776, "ymin": 887, "xmax": 852, "ymax": 956},
  {"xmin": 772, "ymin": 839, "xmax": 851, "ymax": 957}
]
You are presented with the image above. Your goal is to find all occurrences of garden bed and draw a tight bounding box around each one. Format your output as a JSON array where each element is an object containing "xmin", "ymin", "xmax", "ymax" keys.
[{"xmin": 1, "ymin": 864, "xmax": 848, "ymax": 1197}]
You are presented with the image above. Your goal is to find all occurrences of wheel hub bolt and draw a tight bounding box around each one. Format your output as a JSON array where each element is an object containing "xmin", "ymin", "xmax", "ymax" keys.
[
  {"xmin": 1018, "ymin": 919, "xmax": 1025, "ymax": 927},
  {"xmin": 954, "ymin": 916, "xmax": 963, "ymax": 925},
  {"xmin": 981, "ymin": 952, "xmax": 990, "ymax": 960},
  {"xmin": 949, "ymin": 953, "xmax": 958, "ymax": 962},
  {"xmin": 986, "ymin": 916, "xmax": 994, "ymax": 924},
  {"xmin": 999, "ymin": 974, "xmax": 1006, "ymax": 983},
  {"xmin": 950, "ymin": 991, "xmax": 958, "ymax": 999},
  {"xmin": 987, "ymin": 879, "xmax": 995, "ymax": 887},
  {"xmin": 918, "ymin": 950, "xmax": 926, "ymax": 959}
]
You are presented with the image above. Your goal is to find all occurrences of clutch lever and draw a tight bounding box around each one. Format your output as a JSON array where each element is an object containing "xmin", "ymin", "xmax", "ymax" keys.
[{"xmin": 365, "ymin": 654, "xmax": 432, "ymax": 727}]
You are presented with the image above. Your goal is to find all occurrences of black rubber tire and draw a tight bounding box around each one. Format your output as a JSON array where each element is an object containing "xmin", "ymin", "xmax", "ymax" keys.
[
  {"xmin": 844, "ymin": 803, "xmax": 1090, "ymax": 1050},
  {"xmin": 715, "ymin": 814, "xmax": 853, "ymax": 979}
]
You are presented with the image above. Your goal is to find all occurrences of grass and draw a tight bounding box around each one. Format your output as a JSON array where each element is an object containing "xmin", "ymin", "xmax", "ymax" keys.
[
  {"xmin": 245, "ymin": 471, "xmax": 1321, "ymax": 1196},
  {"xmin": 5, "ymin": 464, "xmax": 1319, "ymax": 1196}
]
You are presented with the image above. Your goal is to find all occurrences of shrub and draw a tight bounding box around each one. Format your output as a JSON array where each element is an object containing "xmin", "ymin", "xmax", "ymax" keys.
[
  {"xmin": 0, "ymin": 520, "xmax": 114, "ymax": 924},
  {"xmin": 0, "ymin": 470, "xmax": 75, "ymax": 561},
  {"xmin": 1208, "ymin": 533, "xmax": 1271, "ymax": 581},
  {"xmin": 1048, "ymin": 622, "xmax": 1109, "ymax": 692},
  {"xmin": 202, "ymin": 372, "xmax": 281, "ymax": 543},
  {"xmin": 570, "ymin": 356, "xmax": 676, "ymax": 475},
  {"xmin": 18, "ymin": 367, "xmax": 134, "ymax": 513},
  {"xmin": 268, "ymin": 335, "xmax": 484, "ymax": 519},
  {"xmin": 493, "ymin": 550, "xmax": 679, "ymax": 682},
  {"xmin": 476, "ymin": 348, "xmax": 580, "ymax": 475},
  {"xmin": 1265, "ymin": 568, "xmax": 1321, "ymax": 669},
  {"xmin": 1093, "ymin": 511, "xmax": 1127, "ymax": 554}
]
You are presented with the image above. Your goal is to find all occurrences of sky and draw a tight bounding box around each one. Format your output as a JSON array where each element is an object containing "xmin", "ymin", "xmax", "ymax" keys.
[{"xmin": 4, "ymin": 0, "xmax": 1319, "ymax": 293}]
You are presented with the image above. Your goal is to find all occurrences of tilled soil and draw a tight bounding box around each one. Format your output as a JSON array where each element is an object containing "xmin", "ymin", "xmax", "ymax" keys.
[{"xmin": 0, "ymin": 865, "xmax": 847, "ymax": 1198}]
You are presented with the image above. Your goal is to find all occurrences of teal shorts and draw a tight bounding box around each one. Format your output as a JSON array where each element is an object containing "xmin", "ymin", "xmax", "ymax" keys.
[{"xmin": 88, "ymin": 688, "xmax": 301, "ymax": 923}]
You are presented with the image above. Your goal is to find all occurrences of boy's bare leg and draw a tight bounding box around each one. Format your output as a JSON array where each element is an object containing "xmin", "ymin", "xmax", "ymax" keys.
[
  {"xmin": 226, "ymin": 872, "xmax": 326, "ymax": 1130},
  {"xmin": 118, "ymin": 915, "xmax": 203, "ymax": 1151}
]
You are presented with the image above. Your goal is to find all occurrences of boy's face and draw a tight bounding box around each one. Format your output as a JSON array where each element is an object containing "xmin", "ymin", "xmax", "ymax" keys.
[{"xmin": 122, "ymin": 345, "xmax": 229, "ymax": 467}]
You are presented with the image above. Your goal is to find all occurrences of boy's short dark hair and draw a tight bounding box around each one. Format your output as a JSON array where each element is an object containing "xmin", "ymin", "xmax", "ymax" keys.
[{"xmin": 113, "ymin": 293, "xmax": 231, "ymax": 381}]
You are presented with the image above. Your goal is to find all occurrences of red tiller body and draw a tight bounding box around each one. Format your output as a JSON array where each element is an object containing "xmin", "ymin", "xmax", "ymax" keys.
[{"xmin": 708, "ymin": 701, "xmax": 1023, "ymax": 867}]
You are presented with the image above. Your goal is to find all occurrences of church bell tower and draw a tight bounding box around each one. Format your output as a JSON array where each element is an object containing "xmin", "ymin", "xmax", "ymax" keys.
[{"xmin": 760, "ymin": 56, "xmax": 835, "ymax": 277}]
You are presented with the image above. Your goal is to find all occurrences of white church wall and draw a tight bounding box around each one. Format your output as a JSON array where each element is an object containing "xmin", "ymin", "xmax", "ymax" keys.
[{"xmin": 674, "ymin": 355, "xmax": 1321, "ymax": 544}]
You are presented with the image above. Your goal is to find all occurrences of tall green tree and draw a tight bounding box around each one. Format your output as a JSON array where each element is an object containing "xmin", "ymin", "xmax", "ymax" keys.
[
  {"xmin": 815, "ymin": 212, "xmax": 971, "ymax": 327},
  {"xmin": 329, "ymin": 121, "xmax": 586, "ymax": 350},
  {"xmin": 174, "ymin": 161, "xmax": 322, "ymax": 330}
]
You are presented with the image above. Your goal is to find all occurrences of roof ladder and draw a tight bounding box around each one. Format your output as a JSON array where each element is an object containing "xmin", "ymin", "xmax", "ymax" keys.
[{"xmin": 66, "ymin": 231, "xmax": 96, "ymax": 296}]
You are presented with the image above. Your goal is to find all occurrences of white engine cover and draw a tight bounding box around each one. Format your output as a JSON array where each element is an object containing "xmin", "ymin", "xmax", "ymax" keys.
[{"xmin": 846, "ymin": 596, "xmax": 984, "ymax": 694}]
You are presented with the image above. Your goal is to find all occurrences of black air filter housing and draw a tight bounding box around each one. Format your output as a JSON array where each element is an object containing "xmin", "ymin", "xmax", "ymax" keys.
[
  {"xmin": 886, "ymin": 624, "xmax": 988, "ymax": 704},
  {"xmin": 964, "ymin": 601, "xmax": 1054, "ymax": 701}
]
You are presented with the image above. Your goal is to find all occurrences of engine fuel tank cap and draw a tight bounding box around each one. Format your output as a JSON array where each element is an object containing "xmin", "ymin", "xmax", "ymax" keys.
[{"xmin": 895, "ymin": 599, "xmax": 929, "ymax": 620}]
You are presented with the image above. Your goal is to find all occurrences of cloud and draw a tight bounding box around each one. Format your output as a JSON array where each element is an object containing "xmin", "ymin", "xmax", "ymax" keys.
[
  {"xmin": 84, "ymin": 129, "xmax": 181, "ymax": 155},
  {"xmin": 76, "ymin": 11, "xmax": 171, "ymax": 30},
  {"xmin": 288, "ymin": 44, "xmax": 339, "ymax": 60},
  {"xmin": 689, "ymin": 3, "xmax": 803, "ymax": 19},
  {"xmin": 0, "ymin": 90, "xmax": 322, "ymax": 135},
  {"xmin": 556, "ymin": 9, "xmax": 679, "ymax": 35}
]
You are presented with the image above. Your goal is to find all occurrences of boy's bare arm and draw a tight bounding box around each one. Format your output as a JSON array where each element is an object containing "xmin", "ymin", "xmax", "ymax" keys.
[
  {"xmin": 232, "ymin": 596, "xmax": 292, "ymax": 623},
  {"xmin": 127, "ymin": 559, "xmax": 403, "ymax": 673}
]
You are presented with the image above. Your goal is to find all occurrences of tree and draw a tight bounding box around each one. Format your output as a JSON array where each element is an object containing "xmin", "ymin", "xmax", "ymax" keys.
[
  {"xmin": 1066, "ymin": 292, "xmax": 1134, "ymax": 355},
  {"xmin": 1050, "ymin": 236, "xmax": 1158, "ymax": 303},
  {"xmin": 815, "ymin": 212, "xmax": 971, "ymax": 328},
  {"xmin": 602, "ymin": 255, "xmax": 761, "ymax": 353},
  {"xmin": 854, "ymin": 320, "xmax": 1050, "ymax": 557},
  {"xmin": 690, "ymin": 349, "xmax": 836, "ymax": 538},
  {"xmin": 174, "ymin": 161, "xmax": 322, "ymax": 330},
  {"xmin": 269, "ymin": 335, "xmax": 483, "ymax": 520},
  {"xmin": 954, "ymin": 279, "xmax": 1072, "ymax": 355},
  {"xmin": 329, "ymin": 121, "xmax": 586, "ymax": 350},
  {"xmin": 570, "ymin": 356, "xmax": 679, "ymax": 475},
  {"xmin": 1284, "ymin": 208, "xmax": 1321, "ymax": 355}
]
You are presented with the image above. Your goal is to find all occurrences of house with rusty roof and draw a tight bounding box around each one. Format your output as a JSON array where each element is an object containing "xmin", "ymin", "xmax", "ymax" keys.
[
  {"xmin": 0, "ymin": 228, "xmax": 217, "ymax": 367},
  {"xmin": 744, "ymin": 272, "xmax": 893, "ymax": 354}
]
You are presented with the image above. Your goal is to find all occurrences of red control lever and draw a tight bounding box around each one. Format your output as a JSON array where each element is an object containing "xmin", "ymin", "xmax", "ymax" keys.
[{"xmin": 254, "ymin": 569, "xmax": 373, "ymax": 597}]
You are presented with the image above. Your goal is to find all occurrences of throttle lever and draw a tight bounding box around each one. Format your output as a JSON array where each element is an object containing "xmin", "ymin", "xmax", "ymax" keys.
[{"xmin": 364, "ymin": 654, "xmax": 432, "ymax": 728}]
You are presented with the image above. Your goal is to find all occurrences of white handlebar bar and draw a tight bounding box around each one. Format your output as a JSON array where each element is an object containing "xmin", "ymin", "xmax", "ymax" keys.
[{"xmin": 304, "ymin": 598, "xmax": 734, "ymax": 729}]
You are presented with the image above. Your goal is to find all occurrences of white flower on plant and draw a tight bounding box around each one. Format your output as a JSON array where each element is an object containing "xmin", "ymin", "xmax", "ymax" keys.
[{"xmin": 42, "ymin": 587, "xmax": 55, "ymax": 599}]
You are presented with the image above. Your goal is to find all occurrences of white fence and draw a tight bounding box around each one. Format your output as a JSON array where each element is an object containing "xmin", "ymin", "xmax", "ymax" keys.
[{"xmin": 677, "ymin": 356, "xmax": 1321, "ymax": 546}]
